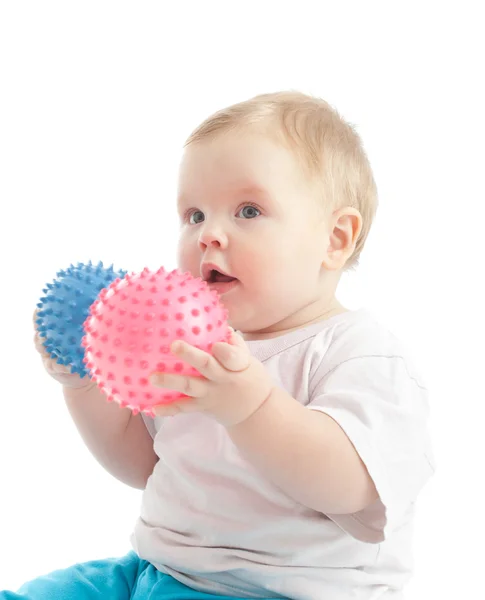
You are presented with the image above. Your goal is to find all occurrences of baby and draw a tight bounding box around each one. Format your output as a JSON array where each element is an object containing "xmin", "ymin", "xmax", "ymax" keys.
[{"xmin": 5, "ymin": 91, "xmax": 435, "ymax": 599}]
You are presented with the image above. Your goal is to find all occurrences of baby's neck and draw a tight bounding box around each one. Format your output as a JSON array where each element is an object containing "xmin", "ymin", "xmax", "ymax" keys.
[{"xmin": 242, "ymin": 297, "xmax": 347, "ymax": 341}]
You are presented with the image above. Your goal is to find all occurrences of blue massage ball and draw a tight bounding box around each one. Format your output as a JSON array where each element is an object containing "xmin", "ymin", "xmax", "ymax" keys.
[{"xmin": 36, "ymin": 261, "xmax": 127, "ymax": 377}]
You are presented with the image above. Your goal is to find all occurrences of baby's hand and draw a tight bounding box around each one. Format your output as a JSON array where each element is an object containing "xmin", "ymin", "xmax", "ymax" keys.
[
  {"xmin": 33, "ymin": 310, "xmax": 94, "ymax": 390},
  {"xmin": 149, "ymin": 329, "xmax": 274, "ymax": 427}
]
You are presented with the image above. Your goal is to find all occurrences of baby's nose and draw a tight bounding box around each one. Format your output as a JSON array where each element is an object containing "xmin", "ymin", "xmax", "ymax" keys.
[{"xmin": 198, "ymin": 226, "xmax": 228, "ymax": 249}]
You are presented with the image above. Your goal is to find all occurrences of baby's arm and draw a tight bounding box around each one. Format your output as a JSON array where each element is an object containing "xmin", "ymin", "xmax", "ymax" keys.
[
  {"xmin": 64, "ymin": 383, "xmax": 158, "ymax": 489},
  {"xmin": 34, "ymin": 310, "xmax": 157, "ymax": 489},
  {"xmin": 228, "ymin": 388, "xmax": 377, "ymax": 515}
]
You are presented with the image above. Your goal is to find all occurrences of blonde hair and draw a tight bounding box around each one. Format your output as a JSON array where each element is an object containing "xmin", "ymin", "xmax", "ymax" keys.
[{"xmin": 185, "ymin": 91, "xmax": 378, "ymax": 269}]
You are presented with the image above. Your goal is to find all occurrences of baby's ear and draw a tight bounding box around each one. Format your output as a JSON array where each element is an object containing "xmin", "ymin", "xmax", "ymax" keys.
[{"xmin": 322, "ymin": 207, "xmax": 362, "ymax": 271}]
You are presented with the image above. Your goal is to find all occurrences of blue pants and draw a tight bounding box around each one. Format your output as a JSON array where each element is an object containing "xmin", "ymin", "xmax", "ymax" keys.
[{"xmin": 0, "ymin": 551, "xmax": 273, "ymax": 599}]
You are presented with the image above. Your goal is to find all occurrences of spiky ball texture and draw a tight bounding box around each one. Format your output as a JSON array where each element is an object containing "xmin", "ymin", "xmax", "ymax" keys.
[
  {"xmin": 82, "ymin": 267, "xmax": 230, "ymax": 417},
  {"xmin": 36, "ymin": 261, "xmax": 127, "ymax": 377}
]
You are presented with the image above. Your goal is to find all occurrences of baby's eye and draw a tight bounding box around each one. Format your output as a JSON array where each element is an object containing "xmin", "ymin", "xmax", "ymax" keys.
[
  {"xmin": 187, "ymin": 204, "xmax": 260, "ymax": 224},
  {"xmin": 237, "ymin": 204, "xmax": 261, "ymax": 219},
  {"xmin": 188, "ymin": 210, "xmax": 205, "ymax": 225}
]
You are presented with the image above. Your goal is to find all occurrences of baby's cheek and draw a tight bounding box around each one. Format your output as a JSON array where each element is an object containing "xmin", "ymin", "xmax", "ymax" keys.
[{"xmin": 176, "ymin": 240, "xmax": 197, "ymax": 273}]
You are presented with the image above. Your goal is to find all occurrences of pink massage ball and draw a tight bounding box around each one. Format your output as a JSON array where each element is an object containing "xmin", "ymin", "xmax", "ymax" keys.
[{"xmin": 82, "ymin": 267, "xmax": 230, "ymax": 417}]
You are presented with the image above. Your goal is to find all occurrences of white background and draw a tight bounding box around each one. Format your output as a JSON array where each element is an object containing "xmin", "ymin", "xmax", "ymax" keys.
[{"xmin": 0, "ymin": 1, "xmax": 483, "ymax": 598}]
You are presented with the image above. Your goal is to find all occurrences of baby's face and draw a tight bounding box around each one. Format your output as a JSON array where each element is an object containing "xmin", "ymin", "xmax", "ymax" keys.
[{"xmin": 176, "ymin": 132, "xmax": 330, "ymax": 336}]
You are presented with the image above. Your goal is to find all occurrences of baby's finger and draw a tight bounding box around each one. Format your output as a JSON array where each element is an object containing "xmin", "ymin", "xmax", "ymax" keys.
[
  {"xmin": 227, "ymin": 329, "xmax": 248, "ymax": 349},
  {"xmin": 33, "ymin": 310, "xmax": 47, "ymax": 352},
  {"xmin": 211, "ymin": 341, "xmax": 251, "ymax": 372},
  {"xmin": 34, "ymin": 331, "xmax": 49, "ymax": 357},
  {"xmin": 50, "ymin": 359, "xmax": 72, "ymax": 374},
  {"xmin": 153, "ymin": 398, "xmax": 201, "ymax": 417},
  {"xmin": 169, "ymin": 341, "xmax": 225, "ymax": 381}
]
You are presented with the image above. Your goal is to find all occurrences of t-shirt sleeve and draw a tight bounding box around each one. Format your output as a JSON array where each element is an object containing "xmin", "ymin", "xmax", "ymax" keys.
[
  {"xmin": 308, "ymin": 354, "xmax": 435, "ymax": 543},
  {"xmin": 141, "ymin": 412, "xmax": 158, "ymax": 439}
]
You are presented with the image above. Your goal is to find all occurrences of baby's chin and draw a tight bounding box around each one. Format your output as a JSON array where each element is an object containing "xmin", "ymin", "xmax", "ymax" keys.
[{"xmin": 226, "ymin": 311, "xmax": 282, "ymax": 341}]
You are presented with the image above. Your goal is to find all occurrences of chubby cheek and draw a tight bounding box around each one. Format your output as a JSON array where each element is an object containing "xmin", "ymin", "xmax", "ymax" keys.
[
  {"xmin": 176, "ymin": 236, "xmax": 199, "ymax": 276},
  {"xmin": 257, "ymin": 243, "xmax": 307, "ymax": 292},
  {"xmin": 238, "ymin": 243, "xmax": 283, "ymax": 291}
]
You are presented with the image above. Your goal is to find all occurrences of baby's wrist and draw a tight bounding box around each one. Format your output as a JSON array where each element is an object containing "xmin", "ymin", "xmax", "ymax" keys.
[
  {"xmin": 62, "ymin": 379, "xmax": 97, "ymax": 397},
  {"xmin": 225, "ymin": 385, "xmax": 274, "ymax": 429}
]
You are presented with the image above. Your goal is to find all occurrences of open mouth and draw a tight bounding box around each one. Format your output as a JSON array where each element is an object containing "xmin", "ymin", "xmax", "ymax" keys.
[{"xmin": 207, "ymin": 269, "xmax": 237, "ymax": 284}]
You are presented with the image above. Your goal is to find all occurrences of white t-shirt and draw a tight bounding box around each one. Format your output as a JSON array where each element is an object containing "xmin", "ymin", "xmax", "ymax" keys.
[{"xmin": 131, "ymin": 309, "xmax": 435, "ymax": 599}]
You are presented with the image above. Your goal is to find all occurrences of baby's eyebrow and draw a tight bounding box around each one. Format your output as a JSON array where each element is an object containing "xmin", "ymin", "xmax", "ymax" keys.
[
  {"xmin": 176, "ymin": 184, "xmax": 272, "ymax": 210},
  {"xmin": 176, "ymin": 194, "xmax": 192, "ymax": 215},
  {"xmin": 236, "ymin": 184, "xmax": 270, "ymax": 199}
]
